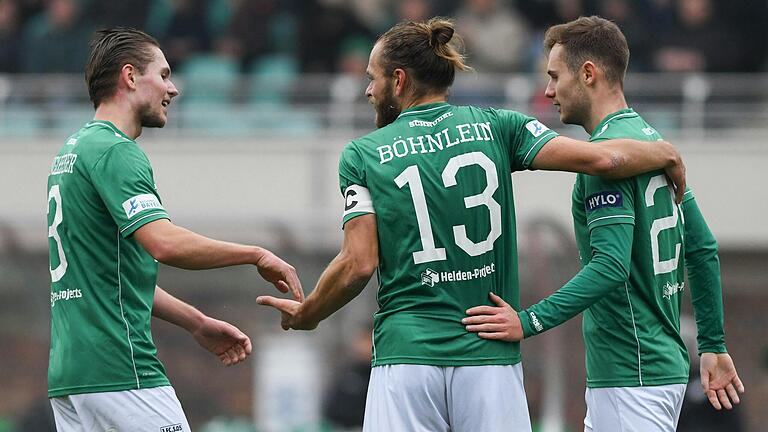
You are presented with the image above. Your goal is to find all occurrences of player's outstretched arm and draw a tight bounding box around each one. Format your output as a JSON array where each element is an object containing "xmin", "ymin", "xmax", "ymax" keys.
[
  {"xmin": 257, "ymin": 214, "xmax": 379, "ymax": 331},
  {"xmin": 531, "ymin": 136, "xmax": 686, "ymax": 202},
  {"xmin": 152, "ymin": 286, "xmax": 252, "ymax": 366},
  {"xmin": 700, "ymin": 352, "xmax": 745, "ymax": 410},
  {"xmin": 134, "ymin": 219, "xmax": 303, "ymax": 301}
]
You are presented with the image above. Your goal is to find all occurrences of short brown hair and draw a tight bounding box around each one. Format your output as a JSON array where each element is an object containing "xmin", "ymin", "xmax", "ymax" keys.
[
  {"xmin": 544, "ymin": 16, "xmax": 629, "ymax": 87},
  {"xmin": 85, "ymin": 27, "xmax": 159, "ymax": 109},
  {"xmin": 377, "ymin": 17, "xmax": 472, "ymax": 98}
]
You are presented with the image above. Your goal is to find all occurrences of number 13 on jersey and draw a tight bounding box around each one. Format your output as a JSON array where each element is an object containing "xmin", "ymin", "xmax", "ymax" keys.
[{"xmin": 395, "ymin": 151, "xmax": 502, "ymax": 264}]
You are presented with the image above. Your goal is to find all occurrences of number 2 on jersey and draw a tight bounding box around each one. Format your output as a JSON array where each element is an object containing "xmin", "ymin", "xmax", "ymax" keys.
[
  {"xmin": 395, "ymin": 152, "xmax": 502, "ymax": 264},
  {"xmin": 48, "ymin": 185, "xmax": 68, "ymax": 282},
  {"xmin": 645, "ymin": 175, "xmax": 681, "ymax": 275}
]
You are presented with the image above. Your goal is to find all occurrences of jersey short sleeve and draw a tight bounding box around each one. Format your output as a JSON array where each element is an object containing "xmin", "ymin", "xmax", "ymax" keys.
[
  {"xmin": 582, "ymin": 175, "xmax": 636, "ymax": 230},
  {"xmin": 90, "ymin": 142, "xmax": 169, "ymax": 237},
  {"xmin": 339, "ymin": 142, "xmax": 375, "ymax": 227},
  {"xmin": 494, "ymin": 109, "xmax": 558, "ymax": 171}
]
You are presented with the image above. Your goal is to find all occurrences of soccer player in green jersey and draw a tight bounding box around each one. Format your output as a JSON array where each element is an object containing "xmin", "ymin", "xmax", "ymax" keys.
[
  {"xmin": 463, "ymin": 16, "xmax": 745, "ymax": 431},
  {"xmin": 47, "ymin": 28, "xmax": 302, "ymax": 430},
  {"xmin": 257, "ymin": 18, "xmax": 686, "ymax": 431}
]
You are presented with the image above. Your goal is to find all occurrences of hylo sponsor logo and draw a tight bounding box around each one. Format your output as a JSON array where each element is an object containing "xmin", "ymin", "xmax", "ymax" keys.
[{"xmin": 585, "ymin": 191, "xmax": 623, "ymax": 212}]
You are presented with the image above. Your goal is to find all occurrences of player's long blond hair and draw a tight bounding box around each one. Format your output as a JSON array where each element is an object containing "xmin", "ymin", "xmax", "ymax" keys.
[{"xmin": 377, "ymin": 17, "xmax": 472, "ymax": 98}]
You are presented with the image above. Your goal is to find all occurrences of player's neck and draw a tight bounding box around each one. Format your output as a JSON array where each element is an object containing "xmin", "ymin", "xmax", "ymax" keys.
[
  {"xmin": 585, "ymin": 91, "xmax": 628, "ymax": 135},
  {"xmin": 93, "ymin": 102, "xmax": 142, "ymax": 140},
  {"xmin": 403, "ymin": 93, "xmax": 447, "ymax": 110}
]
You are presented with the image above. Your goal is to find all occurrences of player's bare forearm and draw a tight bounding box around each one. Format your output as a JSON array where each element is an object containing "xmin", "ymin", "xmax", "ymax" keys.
[
  {"xmin": 291, "ymin": 252, "xmax": 372, "ymax": 329},
  {"xmin": 134, "ymin": 219, "xmax": 263, "ymax": 269},
  {"xmin": 152, "ymin": 286, "xmax": 205, "ymax": 332},
  {"xmin": 257, "ymin": 215, "xmax": 378, "ymax": 330},
  {"xmin": 135, "ymin": 219, "xmax": 303, "ymax": 299},
  {"xmin": 532, "ymin": 137, "xmax": 685, "ymax": 202}
]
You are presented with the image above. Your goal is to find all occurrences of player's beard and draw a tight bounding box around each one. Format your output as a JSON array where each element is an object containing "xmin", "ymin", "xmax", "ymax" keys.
[
  {"xmin": 560, "ymin": 83, "xmax": 591, "ymax": 127},
  {"xmin": 374, "ymin": 83, "xmax": 401, "ymax": 129},
  {"xmin": 137, "ymin": 101, "xmax": 167, "ymax": 128}
]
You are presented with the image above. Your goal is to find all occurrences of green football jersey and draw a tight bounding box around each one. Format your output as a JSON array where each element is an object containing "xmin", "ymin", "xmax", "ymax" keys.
[
  {"xmin": 339, "ymin": 102, "xmax": 558, "ymax": 366},
  {"xmin": 572, "ymin": 108, "xmax": 692, "ymax": 387},
  {"xmin": 47, "ymin": 121, "xmax": 171, "ymax": 397}
]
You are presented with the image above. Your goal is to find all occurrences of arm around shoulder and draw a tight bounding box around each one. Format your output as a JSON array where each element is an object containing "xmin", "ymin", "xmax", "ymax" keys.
[{"xmin": 531, "ymin": 137, "xmax": 685, "ymax": 200}]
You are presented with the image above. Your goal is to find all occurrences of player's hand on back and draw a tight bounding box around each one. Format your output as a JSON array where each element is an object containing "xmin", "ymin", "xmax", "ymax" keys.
[
  {"xmin": 700, "ymin": 352, "xmax": 745, "ymax": 410},
  {"xmin": 463, "ymin": 292, "xmax": 523, "ymax": 342},
  {"xmin": 254, "ymin": 248, "xmax": 304, "ymax": 302},
  {"xmin": 191, "ymin": 316, "xmax": 252, "ymax": 366}
]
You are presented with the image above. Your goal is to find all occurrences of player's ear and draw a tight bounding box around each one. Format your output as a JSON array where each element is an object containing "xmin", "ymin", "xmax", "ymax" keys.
[
  {"xmin": 582, "ymin": 61, "xmax": 597, "ymax": 87},
  {"xmin": 393, "ymin": 68, "xmax": 407, "ymax": 97},
  {"xmin": 120, "ymin": 64, "xmax": 137, "ymax": 90}
]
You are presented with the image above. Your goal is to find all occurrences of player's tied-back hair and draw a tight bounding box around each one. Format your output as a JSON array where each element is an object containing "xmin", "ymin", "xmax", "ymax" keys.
[
  {"xmin": 544, "ymin": 16, "xmax": 629, "ymax": 87},
  {"xmin": 85, "ymin": 27, "xmax": 160, "ymax": 109},
  {"xmin": 377, "ymin": 17, "xmax": 472, "ymax": 98}
]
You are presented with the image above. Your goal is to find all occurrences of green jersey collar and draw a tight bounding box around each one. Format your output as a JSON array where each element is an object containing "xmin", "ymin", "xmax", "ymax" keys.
[
  {"xmin": 85, "ymin": 120, "xmax": 133, "ymax": 141},
  {"xmin": 590, "ymin": 108, "xmax": 638, "ymax": 140},
  {"xmin": 397, "ymin": 102, "xmax": 451, "ymax": 119}
]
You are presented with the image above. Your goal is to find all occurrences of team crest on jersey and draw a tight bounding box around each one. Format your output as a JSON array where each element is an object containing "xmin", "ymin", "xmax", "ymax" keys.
[
  {"xmin": 122, "ymin": 194, "xmax": 163, "ymax": 219},
  {"xmin": 160, "ymin": 424, "xmax": 183, "ymax": 432},
  {"xmin": 525, "ymin": 120, "xmax": 549, "ymax": 137},
  {"xmin": 421, "ymin": 268, "xmax": 439, "ymax": 287},
  {"xmin": 585, "ymin": 191, "xmax": 623, "ymax": 212}
]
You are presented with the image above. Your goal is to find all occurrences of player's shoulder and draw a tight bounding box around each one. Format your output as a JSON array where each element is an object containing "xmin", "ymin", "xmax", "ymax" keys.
[
  {"xmin": 68, "ymin": 122, "xmax": 145, "ymax": 169},
  {"xmin": 591, "ymin": 109, "xmax": 661, "ymax": 141}
]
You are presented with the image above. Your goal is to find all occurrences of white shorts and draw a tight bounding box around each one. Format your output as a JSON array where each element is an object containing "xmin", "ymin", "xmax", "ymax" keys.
[
  {"xmin": 363, "ymin": 364, "xmax": 531, "ymax": 432},
  {"xmin": 584, "ymin": 384, "xmax": 686, "ymax": 432},
  {"xmin": 50, "ymin": 385, "xmax": 190, "ymax": 432}
]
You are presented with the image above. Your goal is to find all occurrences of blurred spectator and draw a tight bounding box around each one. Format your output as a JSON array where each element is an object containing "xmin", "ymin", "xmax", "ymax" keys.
[
  {"xmin": 295, "ymin": 0, "xmax": 373, "ymax": 73},
  {"xmin": 20, "ymin": 0, "xmax": 90, "ymax": 73},
  {"xmin": 395, "ymin": 0, "xmax": 432, "ymax": 22},
  {"xmin": 220, "ymin": 0, "xmax": 278, "ymax": 72},
  {"xmin": 14, "ymin": 398, "xmax": 55, "ymax": 431},
  {"xmin": 455, "ymin": 0, "xmax": 530, "ymax": 72},
  {"xmin": 652, "ymin": 0, "xmax": 743, "ymax": 72},
  {"xmin": 596, "ymin": 0, "xmax": 652, "ymax": 71},
  {"xmin": 0, "ymin": 0, "xmax": 21, "ymax": 73},
  {"xmin": 162, "ymin": 0, "xmax": 211, "ymax": 68},
  {"xmin": 321, "ymin": 327, "xmax": 372, "ymax": 430},
  {"xmin": 90, "ymin": 0, "xmax": 151, "ymax": 29}
]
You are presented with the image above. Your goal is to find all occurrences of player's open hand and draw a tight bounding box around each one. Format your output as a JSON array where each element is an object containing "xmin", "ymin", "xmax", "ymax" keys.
[
  {"xmin": 462, "ymin": 292, "xmax": 523, "ymax": 342},
  {"xmin": 660, "ymin": 140, "xmax": 686, "ymax": 203},
  {"xmin": 254, "ymin": 248, "xmax": 304, "ymax": 302},
  {"xmin": 256, "ymin": 295, "xmax": 317, "ymax": 330},
  {"xmin": 191, "ymin": 316, "xmax": 252, "ymax": 366},
  {"xmin": 700, "ymin": 352, "xmax": 744, "ymax": 410}
]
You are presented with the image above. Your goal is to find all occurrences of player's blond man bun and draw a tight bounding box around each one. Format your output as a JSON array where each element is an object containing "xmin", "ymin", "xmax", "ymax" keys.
[{"xmin": 377, "ymin": 17, "xmax": 472, "ymax": 98}]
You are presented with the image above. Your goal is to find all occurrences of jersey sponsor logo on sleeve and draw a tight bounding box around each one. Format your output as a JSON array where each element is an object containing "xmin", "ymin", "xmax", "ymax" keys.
[
  {"xmin": 585, "ymin": 191, "xmax": 623, "ymax": 212},
  {"xmin": 525, "ymin": 120, "xmax": 550, "ymax": 138},
  {"xmin": 342, "ymin": 185, "xmax": 375, "ymax": 218},
  {"xmin": 529, "ymin": 311, "xmax": 543, "ymax": 332},
  {"xmin": 122, "ymin": 194, "xmax": 164, "ymax": 219}
]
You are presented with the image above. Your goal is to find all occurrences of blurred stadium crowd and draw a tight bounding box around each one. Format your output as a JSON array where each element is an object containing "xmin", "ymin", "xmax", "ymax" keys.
[{"xmin": 0, "ymin": 0, "xmax": 766, "ymax": 77}]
